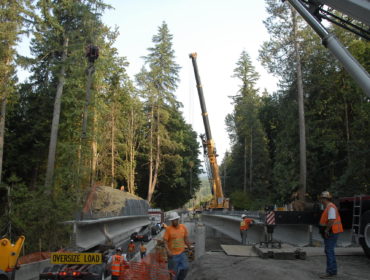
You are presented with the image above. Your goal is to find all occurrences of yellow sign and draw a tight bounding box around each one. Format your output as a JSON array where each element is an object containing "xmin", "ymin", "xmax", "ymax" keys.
[{"xmin": 51, "ymin": 253, "xmax": 102, "ymax": 264}]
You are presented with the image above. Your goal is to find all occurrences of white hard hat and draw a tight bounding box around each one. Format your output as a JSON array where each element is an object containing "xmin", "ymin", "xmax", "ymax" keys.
[
  {"xmin": 320, "ymin": 191, "xmax": 332, "ymax": 199},
  {"xmin": 241, "ymin": 214, "xmax": 247, "ymax": 219},
  {"xmin": 168, "ymin": 212, "xmax": 180, "ymax": 221}
]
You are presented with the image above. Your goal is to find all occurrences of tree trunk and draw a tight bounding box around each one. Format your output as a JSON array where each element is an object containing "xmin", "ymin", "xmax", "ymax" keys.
[
  {"xmin": 249, "ymin": 128, "xmax": 253, "ymax": 192},
  {"xmin": 148, "ymin": 104, "xmax": 160, "ymax": 204},
  {"xmin": 91, "ymin": 107, "xmax": 97, "ymax": 187},
  {"xmin": 45, "ymin": 37, "xmax": 69, "ymax": 188},
  {"xmin": 111, "ymin": 106, "xmax": 115, "ymax": 188},
  {"xmin": 82, "ymin": 62, "xmax": 95, "ymax": 137},
  {"xmin": 344, "ymin": 97, "xmax": 351, "ymax": 164},
  {"xmin": 0, "ymin": 98, "xmax": 6, "ymax": 184},
  {"xmin": 292, "ymin": 9, "xmax": 307, "ymax": 200},
  {"xmin": 129, "ymin": 108, "xmax": 135, "ymax": 194},
  {"xmin": 148, "ymin": 106, "xmax": 154, "ymax": 201},
  {"xmin": 243, "ymin": 136, "xmax": 247, "ymax": 193}
]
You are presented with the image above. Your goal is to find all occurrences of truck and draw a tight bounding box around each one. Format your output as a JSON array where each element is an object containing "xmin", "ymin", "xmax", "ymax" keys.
[
  {"xmin": 0, "ymin": 235, "xmax": 25, "ymax": 280},
  {"xmin": 338, "ymin": 195, "xmax": 370, "ymax": 257},
  {"xmin": 38, "ymin": 249, "xmax": 108, "ymax": 280},
  {"xmin": 148, "ymin": 208, "xmax": 164, "ymax": 235},
  {"xmin": 189, "ymin": 53, "xmax": 230, "ymax": 210},
  {"xmin": 270, "ymin": 195, "xmax": 370, "ymax": 257}
]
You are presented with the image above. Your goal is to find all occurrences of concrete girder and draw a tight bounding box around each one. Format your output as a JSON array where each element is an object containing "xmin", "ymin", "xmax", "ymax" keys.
[
  {"xmin": 201, "ymin": 214, "xmax": 264, "ymax": 243},
  {"xmin": 201, "ymin": 214, "xmax": 352, "ymax": 247},
  {"xmin": 69, "ymin": 215, "xmax": 150, "ymax": 250}
]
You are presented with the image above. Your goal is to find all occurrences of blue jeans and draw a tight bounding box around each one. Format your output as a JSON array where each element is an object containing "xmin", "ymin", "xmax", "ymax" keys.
[
  {"xmin": 324, "ymin": 233, "xmax": 339, "ymax": 275},
  {"xmin": 168, "ymin": 252, "xmax": 189, "ymax": 280}
]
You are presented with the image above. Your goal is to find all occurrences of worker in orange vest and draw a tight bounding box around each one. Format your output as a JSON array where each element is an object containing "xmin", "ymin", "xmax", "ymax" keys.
[
  {"xmin": 108, "ymin": 247, "xmax": 125, "ymax": 280},
  {"xmin": 139, "ymin": 241, "xmax": 147, "ymax": 259},
  {"xmin": 164, "ymin": 212, "xmax": 191, "ymax": 280},
  {"xmin": 127, "ymin": 240, "xmax": 136, "ymax": 260},
  {"xmin": 240, "ymin": 214, "xmax": 254, "ymax": 245},
  {"xmin": 319, "ymin": 191, "xmax": 343, "ymax": 279}
]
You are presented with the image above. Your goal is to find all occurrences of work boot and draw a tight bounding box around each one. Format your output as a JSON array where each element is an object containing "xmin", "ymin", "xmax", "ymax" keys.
[{"xmin": 319, "ymin": 273, "xmax": 337, "ymax": 278}]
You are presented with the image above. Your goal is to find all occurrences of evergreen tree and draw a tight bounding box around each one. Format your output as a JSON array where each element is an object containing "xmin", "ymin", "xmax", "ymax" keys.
[
  {"xmin": 0, "ymin": 0, "xmax": 32, "ymax": 184},
  {"xmin": 225, "ymin": 51, "xmax": 270, "ymax": 207},
  {"xmin": 258, "ymin": 0, "xmax": 370, "ymax": 201},
  {"xmin": 259, "ymin": 0, "xmax": 308, "ymax": 200},
  {"xmin": 136, "ymin": 21, "xmax": 181, "ymax": 204}
]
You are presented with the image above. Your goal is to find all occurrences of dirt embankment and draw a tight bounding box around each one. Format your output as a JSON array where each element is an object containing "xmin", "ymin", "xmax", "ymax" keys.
[{"xmin": 86, "ymin": 186, "xmax": 142, "ymax": 215}]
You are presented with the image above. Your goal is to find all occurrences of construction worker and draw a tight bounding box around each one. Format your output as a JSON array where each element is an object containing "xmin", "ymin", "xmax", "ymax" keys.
[
  {"xmin": 319, "ymin": 191, "xmax": 343, "ymax": 279},
  {"xmin": 127, "ymin": 239, "xmax": 136, "ymax": 260},
  {"xmin": 164, "ymin": 212, "xmax": 191, "ymax": 280},
  {"xmin": 139, "ymin": 241, "xmax": 147, "ymax": 259},
  {"xmin": 108, "ymin": 247, "xmax": 125, "ymax": 280},
  {"xmin": 240, "ymin": 214, "xmax": 254, "ymax": 245}
]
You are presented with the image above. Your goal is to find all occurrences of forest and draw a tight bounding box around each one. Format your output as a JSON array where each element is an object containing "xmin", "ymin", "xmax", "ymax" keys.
[
  {"xmin": 0, "ymin": 0, "xmax": 202, "ymax": 252},
  {"xmin": 219, "ymin": 0, "xmax": 369, "ymax": 209},
  {"xmin": 0, "ymin": 0, "xmax": 369, "ymax": 252}
]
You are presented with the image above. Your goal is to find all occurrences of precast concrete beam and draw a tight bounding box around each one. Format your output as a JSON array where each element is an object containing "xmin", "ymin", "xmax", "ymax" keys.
[
  {"xmin": 202, "ymin": 214, "xmax": 353, "ymax": 247},
  {"xmin": 67, "ymin": 215, "xmax": 149, "ymax": 250},
  {"xmin": 201, "ymin": 214, "xmax": 265, "ymax": 244}
]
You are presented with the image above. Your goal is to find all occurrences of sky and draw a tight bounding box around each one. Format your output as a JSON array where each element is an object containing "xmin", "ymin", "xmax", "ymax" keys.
[{"xmin": 101, "ymin": 0, "xmax": 279, "ymax": 162}]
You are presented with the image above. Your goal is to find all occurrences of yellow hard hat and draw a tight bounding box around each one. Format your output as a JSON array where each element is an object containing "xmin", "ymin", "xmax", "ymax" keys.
[{"xmin": 320, "ymin": 191, "xmax": 332, "ymax": 199}]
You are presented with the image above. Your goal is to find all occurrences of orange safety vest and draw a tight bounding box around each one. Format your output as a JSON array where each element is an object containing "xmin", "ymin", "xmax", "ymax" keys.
[
  {"xmin": 240, "ymin": 218, "xmax": 253, "ymax": 231},
  {"xmin": 111, "ymin": 255, "xmax": 124, "ymax": 276},
  {"xmin": 319, "ymin": 202, "xmax": 343, "ymax": 234},
  {"xmin": 128, "ymin": 243, "xmax": 135, "ymax": 252},
  {"xmin": 140, "ymin": 245, "xmax": 146, "ymax": 253}
]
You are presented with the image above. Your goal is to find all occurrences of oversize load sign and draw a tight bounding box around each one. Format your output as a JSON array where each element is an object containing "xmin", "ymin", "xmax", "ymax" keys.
[{"xmin": 51, "ymin": 253, "xmax": 102, "ymax": 264}]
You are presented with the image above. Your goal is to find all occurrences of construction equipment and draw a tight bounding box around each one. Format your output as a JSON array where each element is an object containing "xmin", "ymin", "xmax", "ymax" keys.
[
  {"xmin": 189, "ymin": 53, "xmax": 229, "ymax": 210},
  {"xmin": 285, "ymin": 0, "xmax": 370, "ymax": 96},
  {"xmin": 0, "ymin": 235, "xmax": 25, "ymax": 280}
]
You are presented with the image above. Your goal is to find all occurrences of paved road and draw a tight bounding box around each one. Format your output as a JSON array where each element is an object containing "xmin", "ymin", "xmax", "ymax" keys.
[{"xmin": 186, "ymin": 251, "xmax": 370, "ymax": 280}]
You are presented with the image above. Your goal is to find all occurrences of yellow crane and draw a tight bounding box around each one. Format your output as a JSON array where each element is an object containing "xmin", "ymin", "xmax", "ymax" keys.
[
  {"xmin": 189, "ymin": 53, "xmax": 229, "ymax": 210},
  {"xmin": 0, "ymin": 236, "xmax": 25, "ymax": 280}
]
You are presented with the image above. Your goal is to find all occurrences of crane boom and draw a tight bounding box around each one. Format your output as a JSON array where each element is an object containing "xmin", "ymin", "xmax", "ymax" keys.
[
  {"xmin": 286, "ymin": 0, "xmax": 370, "ymax": 96},
  {"xmin": 189, "ymin": 53, "xmax": 228, "ymax": 209},
  {"xmin": 316, "ymin": 0, "xmax": 370, "ymax": 26}
]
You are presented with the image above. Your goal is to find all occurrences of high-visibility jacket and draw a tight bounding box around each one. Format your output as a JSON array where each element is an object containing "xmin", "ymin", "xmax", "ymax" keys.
[
  {"xmin": 240, "ymin": 218, "xmax": 253, "ymax": 231},
  {"xmin": 111, "ymin": 255, "xmax": 124, "ymax": 276},
  {"xmin": 140, "ymin": 245, "xmax": 147, "ymax": 253},
  {"xmin": 319, "ymin": 202, "xmax": 343, "ymax": 234},
  {"xmin": 128, "ymin": 243, "xmax": 135, "ymax": 252}
]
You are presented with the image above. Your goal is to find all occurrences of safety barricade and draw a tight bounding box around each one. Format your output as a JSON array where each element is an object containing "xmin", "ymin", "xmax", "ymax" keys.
[{"xmin": 119, "ymin": 252, "xmax": 175, "ymax": 280}]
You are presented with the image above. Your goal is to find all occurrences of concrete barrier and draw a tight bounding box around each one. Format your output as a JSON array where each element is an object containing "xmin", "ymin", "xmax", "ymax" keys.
[{"xmin": 15, "ymin": 259, "xmax": 51, "ymax": 280}]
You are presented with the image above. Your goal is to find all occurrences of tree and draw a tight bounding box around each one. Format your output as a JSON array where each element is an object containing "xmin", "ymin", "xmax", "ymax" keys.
[
  {"xmin": 39, "ymin": 0, "xmax": 95, "ymax": 189},
  {"xmin": 225, "ymin": 50, "xmax": 270, "ymax": 201},
  {"xmin": 0, "ymin": 0, "xmax": 32, "ymax": 184},
  {"xmin": 258, "ymin": 0, "xmax": 370, "ymax": 201},
  {"xmin": 136, "ymin": 22, "xmax": 180, "ymax": 204},
  {"xmin": 259, "ymin": 0, "xmax": 310, "ymax": 200}
]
